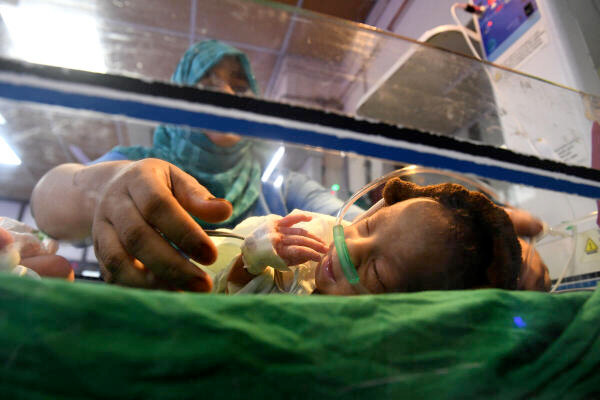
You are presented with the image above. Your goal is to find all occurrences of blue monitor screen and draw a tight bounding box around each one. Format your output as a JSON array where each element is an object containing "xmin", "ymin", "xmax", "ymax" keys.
[{"xmin": 473, "ymin": 0, "xmax": 540, "ymax": 61}]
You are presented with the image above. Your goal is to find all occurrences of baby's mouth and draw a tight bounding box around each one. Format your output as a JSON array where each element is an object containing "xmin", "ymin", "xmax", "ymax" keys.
[{"xmin": 321, "ymin": 253, "xmax": 336, "ymax": 283}]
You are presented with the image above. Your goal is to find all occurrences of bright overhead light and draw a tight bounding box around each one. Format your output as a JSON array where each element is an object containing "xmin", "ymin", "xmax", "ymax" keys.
[
  {"xmin": 0, "ymin": 4, "xmax": 106, "ymax": 73},
  {"xmin": 0, "ymin": 136, "xmax": 21, "ymax": 165},
  {"xmin": 0, "ymin": 113, "xmax": 6, "ymax": 125},
  {"xmin": 261, "ymin": 146, "xmax": 285, "ymax": 182},
  {"xmin": 273, "ymin": 174, "xmax": 284, "ymax": 188}
]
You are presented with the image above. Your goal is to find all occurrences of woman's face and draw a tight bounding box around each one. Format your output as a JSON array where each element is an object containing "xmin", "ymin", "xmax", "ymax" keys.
[
  {"xmin": 197, "ymin": 55, "xmax": 252, "ymax": 96},
  {"xmin": 198, "ymin": 56, "xmax": 252, "ymax": 147},
  {"xmin": 315, "ymin": 198, "xmax": 457, "ymax": 295}
]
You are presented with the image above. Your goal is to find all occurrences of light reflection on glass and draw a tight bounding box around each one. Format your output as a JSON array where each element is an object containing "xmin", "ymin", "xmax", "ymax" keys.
[
  {"xmin": 0, "ymin": 135, "xmax": 21, "ymax": 165},
  {"xmin": 0, "ymin": 3, "xmax": 106, "ymax": 73},
  {"xmin": 261, "ymin": 145, "xmax": 285, "ymax": 182}
]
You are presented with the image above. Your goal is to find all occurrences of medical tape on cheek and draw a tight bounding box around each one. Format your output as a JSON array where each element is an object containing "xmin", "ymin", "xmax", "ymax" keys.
[{"xmin": 333, "ymin": 225, "xmax": 360, "ymax": 285}]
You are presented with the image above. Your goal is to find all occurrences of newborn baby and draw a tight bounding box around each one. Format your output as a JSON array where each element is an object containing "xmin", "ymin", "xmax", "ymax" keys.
[
  {"xmin": 0, "ymin": 217, "xmax": 73, "ymax": 280},
  {"xmin": 203, "ymin": 178, "xmax": 524, "ymax": 295}
]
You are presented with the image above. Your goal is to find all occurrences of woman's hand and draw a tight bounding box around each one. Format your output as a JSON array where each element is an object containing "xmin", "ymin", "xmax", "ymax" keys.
[
  {"xmin": 272, "ymin": 214, "xmax": 328, "ymax": 266},
  {"xmin": 91, "ymin": 158, "xmax": 233, "ymax": 291},
  {"xmin": 33, "ymin": 158, "xmax": 233, "ymax": 292},
  {"xmin": 517, "ymin": 238, "xmax": 551, "ymax": 291},
  {"xmin": 504, "ymin": 207, "xmax": 551, "ymax": 291},
  {"xmin": 504, "ymin": 207, "xmax": 544, "ymax": 237}
]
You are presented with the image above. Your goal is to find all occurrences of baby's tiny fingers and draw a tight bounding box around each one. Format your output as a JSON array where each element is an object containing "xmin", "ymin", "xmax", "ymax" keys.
[
  {"xmin": 280, "ymin": 235, "xmax": 328, "ymax": 254},
  {"xmin": 278, "ymin": 245, "xmax": 323, "ymax": 265},
  {"xmin": 0, "ymin": 228, "xmax": 13, "ymax": 251},
  {"xmin": 277, "ymin": 214, "xmax": 312, "ymax": 228},
  {"xmin": 278, "ymin": 226, "xmax": 325, "ymax": 245}
]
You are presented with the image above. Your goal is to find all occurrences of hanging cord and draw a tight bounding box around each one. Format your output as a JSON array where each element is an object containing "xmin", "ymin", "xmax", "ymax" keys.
[
  {"xmin": 450, "ymin": 2, "xmax": 486, "ymax": 61},
  {"xmin": 527, "ymin": 213, "xmax": 599, "ymax": 293},
  {"xmin": 525, "ymin": 224, "xmax": 577, "ymax": 293}
]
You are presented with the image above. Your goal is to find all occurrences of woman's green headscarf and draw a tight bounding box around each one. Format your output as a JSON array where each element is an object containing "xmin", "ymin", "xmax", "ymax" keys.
[{"xmin": 114, "ymin": 40, "xmax": 262, "ymax": 228}]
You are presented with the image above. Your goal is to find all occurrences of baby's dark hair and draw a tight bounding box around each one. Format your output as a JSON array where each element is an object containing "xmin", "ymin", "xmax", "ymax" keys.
[{"xmin": 382, "ymin": 178, "xmax": 522, "ymax": 290}]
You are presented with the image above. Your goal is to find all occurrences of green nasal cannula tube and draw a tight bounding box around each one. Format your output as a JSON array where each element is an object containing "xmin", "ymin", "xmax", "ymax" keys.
[{"xmin": 333, "ymin": 224, "xmax": 360, "ymax": 284}]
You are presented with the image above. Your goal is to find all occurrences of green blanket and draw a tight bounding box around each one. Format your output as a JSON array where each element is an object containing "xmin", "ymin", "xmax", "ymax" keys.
[{"xmin": 0, "ymin": 275, "xmax": 598, "ymax": 399}]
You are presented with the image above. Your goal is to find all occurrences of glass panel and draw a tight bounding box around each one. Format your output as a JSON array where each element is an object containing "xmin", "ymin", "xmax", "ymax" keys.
[
  {"xmin": 0, "ymin": 0, "xmax": 598, "ymax": 167},
  {"xmin": 0, "ymin": 98, "xmax": 597, "ymax": 290},
  {"xmin": 0, "ymin": 2, "xmax": 599, "ymax": 395}
]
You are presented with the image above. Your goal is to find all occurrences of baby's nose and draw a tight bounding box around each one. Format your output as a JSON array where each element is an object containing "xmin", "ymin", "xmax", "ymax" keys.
[{"xmin": 344, "ymin": 236, "xmax": 370, "ymax": 266}]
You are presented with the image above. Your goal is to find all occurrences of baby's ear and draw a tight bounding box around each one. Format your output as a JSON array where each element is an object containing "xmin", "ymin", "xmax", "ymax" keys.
[{"xmin": 383, "ymin": 178, "xmax": 418, "ymax": 205}]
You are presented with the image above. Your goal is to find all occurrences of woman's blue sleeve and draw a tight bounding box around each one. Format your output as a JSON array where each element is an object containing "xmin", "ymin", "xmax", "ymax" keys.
[
  {"xmin": 282, "ymin": 171, "xmax": 364, "ymax": 221},
  {"xmin": 87, "ymin": 150, "xmax": 129, "ymax": 165}
]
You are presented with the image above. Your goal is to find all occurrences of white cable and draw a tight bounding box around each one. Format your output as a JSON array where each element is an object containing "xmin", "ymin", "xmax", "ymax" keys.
[
  {"xmin": 527, "ymin": 212, "xmax": 597, "ymax": 293},
  {"xmin": 550, "ymin": 225, "xmax": 577, "ymax": 293},
  {"xmin": 528, "ymin": 223, "xmax": 577, "ymax": 293},
  {"xmin": 450, "ymin": 3, "xmax": 483, "ymax": 61}
]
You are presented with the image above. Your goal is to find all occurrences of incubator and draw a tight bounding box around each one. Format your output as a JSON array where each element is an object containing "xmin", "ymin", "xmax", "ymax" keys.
[
  {"xmin": 0, "ymin": 0, "xmax": 598, "ymax": 397},
  {"xmin": 0, "ymin": 0, "xmax": 597, "ymax": 292}
]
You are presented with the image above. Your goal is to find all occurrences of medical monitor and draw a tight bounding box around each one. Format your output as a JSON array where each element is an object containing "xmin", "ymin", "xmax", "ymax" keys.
[{"xmin": 472, "ymin": 0, "xmax": 541, "ymax": 62}]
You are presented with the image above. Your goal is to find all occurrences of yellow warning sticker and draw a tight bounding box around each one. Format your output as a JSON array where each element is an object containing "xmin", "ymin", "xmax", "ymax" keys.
[{"xmin": 585, "ymin": 238, "xmax": 598, "ymax": 254}]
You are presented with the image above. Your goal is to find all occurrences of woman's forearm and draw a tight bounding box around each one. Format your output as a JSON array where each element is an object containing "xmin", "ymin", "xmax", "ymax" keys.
[{"xmin": 31, "ymin": 161, "xmax": 132, "ymax": 241}]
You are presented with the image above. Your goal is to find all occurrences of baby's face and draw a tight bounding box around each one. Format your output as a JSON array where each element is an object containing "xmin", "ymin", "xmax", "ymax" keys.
[{"xmin": 315, "ymin": 198, "xmax": 456, "ymax": 295}]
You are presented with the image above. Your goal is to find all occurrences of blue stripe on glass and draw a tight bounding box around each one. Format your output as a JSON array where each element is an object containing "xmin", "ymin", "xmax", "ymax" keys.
[{"xmin": 1, "ymin": 80, "xmax": 600, "ymax": 198}]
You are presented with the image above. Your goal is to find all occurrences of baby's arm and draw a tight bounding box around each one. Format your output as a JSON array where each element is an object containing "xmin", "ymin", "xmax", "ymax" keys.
[{"xmin": 227, "ymin": 213, "xmax": 328, "ymax": 288}]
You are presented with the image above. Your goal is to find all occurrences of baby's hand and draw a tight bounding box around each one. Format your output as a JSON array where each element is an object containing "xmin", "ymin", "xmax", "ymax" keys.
[
  {"xmin": 241, "ymin": 213, "xmax": 328, "ymax": 275},
  {"xmin": 0, "ymin": 227, "xmax": 19, "ymax": 270},
  {"xmin": 0, "ymin": 222, "xmax": 73, "ymax": 280},
  {"xmin": 272, "ymin": 214, "xmax": 328, "ymax": 266}
]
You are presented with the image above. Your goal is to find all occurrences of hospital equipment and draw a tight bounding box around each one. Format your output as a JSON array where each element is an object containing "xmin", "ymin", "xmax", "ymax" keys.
[{"xmin": 0, "ymin": 0, "xmax": 598, "ymax": 396}]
